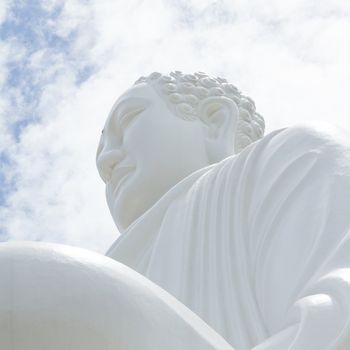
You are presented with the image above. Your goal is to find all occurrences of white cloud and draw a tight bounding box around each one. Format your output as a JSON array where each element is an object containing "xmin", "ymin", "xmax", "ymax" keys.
[
  {"xmin": 1, "ymin": 0, "xmax": 350, "ymax": 253},
  {"xmin": 0, "ymin": 0, "xmax": 9, "ymax": 25}
]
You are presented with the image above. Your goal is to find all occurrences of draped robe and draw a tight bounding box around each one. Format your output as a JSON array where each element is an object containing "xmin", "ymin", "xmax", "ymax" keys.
[{"xmin": 107, "ymin": 124, "xmax": 350, "ymax": 350}]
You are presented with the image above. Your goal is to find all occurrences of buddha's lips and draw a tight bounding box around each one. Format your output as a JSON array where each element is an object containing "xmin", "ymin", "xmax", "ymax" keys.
[{"xmin": 110, "ymin": 165, "xmax": 136, "ymax": 197}]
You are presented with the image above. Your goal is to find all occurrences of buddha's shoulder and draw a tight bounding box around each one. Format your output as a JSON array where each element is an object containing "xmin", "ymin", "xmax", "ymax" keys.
[
  {"xmin": 238, "ymin": 122, "xmax": 350, "ymax": 164},
  {"xmin": 263, "ymin": 123, "xmax": 350, "ymax": 152},
  {"xmin": 209, "ymin": 122, "xmax": 350, "ymax": 180}
]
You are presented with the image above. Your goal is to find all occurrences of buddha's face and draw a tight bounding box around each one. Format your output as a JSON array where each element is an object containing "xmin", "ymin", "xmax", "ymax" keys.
[{"xmin": 96, "ymin": 83, "xmax": 210, "ymax": 231}]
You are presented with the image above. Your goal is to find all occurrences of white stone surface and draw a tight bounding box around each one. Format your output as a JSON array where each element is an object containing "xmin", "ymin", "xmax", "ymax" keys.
[{"xmin": 0, "ymin": 242, "xmax": 232, "ymax": 350}]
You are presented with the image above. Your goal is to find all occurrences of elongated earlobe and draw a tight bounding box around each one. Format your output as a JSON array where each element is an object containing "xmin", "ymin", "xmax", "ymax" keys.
[{"xmin": 197, "ymin": 97, "xmax": 239, "ymax": 163}]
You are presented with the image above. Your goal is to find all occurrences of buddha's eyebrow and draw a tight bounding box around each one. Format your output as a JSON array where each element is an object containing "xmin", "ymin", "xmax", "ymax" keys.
[{"xmin": 110, "ymin": 97, "xmax": 149, "ymax": 122}]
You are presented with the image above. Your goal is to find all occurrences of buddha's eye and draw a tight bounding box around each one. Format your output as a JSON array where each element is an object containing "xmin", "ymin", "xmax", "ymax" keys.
[{"xmin": 119, "ymin": 107, "xmax": 145, "ymax": 130}]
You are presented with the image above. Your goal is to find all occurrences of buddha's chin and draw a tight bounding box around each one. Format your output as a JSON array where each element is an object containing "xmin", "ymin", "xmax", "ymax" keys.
[{"xmin": 108, "ymin": 174, "xmax": 178, "ymax": 232}]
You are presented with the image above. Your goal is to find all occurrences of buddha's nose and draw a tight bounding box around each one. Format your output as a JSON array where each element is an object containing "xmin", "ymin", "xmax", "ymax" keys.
[{"xmin": 97, "ymin": 149, "xmax": 125, "ymax": 183}]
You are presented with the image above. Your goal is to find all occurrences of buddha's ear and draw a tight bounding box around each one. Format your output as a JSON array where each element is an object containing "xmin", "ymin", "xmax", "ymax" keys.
[{"xmin": 197, "ymin": 96, "xmax": 239, "ymax": 163}]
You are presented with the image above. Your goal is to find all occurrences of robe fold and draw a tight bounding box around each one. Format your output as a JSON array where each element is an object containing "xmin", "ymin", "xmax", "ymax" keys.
[{"xmin": 107, "ymin": 123, "xmax": 350, "ymax": 350}]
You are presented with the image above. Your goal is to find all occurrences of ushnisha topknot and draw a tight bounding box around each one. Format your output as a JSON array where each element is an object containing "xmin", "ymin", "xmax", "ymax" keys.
[{"xmin": 135, "ymin": 71, "xmax": 265, "ymax": 153}]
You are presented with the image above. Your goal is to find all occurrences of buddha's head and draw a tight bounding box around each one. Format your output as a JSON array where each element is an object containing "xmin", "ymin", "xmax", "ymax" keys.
[{"xmin": 96, "ymin": 71, "xmax": 265, "ymax": 232}]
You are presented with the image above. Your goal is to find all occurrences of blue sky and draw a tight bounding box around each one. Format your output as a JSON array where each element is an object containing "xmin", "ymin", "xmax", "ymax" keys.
[
  {"xmin": 0, "ymin": 2, "xmax": 93, "ymax": 137},
  {"xmin": 0, "ymin": 0, "xmax": 349, "ymax": 252}
]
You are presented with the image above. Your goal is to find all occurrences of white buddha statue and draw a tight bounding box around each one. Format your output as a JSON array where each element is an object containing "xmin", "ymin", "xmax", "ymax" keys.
[
  {"xmin": 97, "ymin": 71, "xmax": 350, "ymax": 349},
  {"xmin": 2, "ymin": 71, "xmax": 350, "ymax": 350}
]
